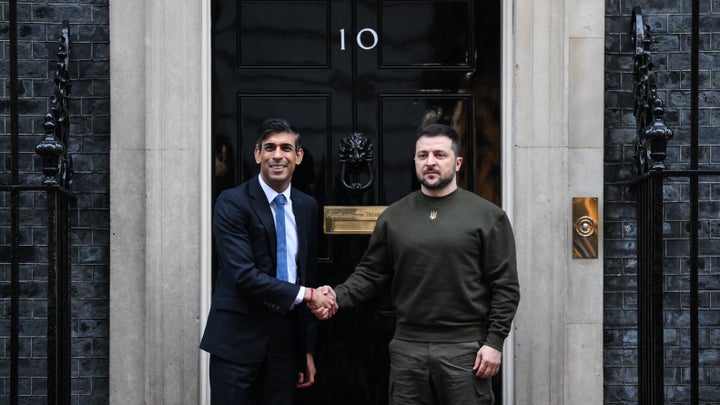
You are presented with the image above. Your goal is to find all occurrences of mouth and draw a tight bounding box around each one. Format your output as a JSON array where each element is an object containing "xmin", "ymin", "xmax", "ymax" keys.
[{"xmin": 269, "ymin": 163, "xmax": 286, "ymax": 172}]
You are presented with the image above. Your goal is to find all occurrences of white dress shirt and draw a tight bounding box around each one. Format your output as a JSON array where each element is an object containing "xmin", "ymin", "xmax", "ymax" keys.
[{"xmin": 258, "ymin": 175, "xmax": 305, "ymax": 306}]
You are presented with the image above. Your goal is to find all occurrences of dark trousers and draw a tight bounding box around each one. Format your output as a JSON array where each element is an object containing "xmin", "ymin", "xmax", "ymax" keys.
[
  {"xmin": 388, "ymin": 339, "xmax": 494, "ymax": 405},
  {"xmin": 209, "ymin": 315, "xmax": 299, "ymax": 405}
]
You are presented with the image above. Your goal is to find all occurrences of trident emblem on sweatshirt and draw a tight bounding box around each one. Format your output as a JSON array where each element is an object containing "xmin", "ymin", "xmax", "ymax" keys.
[{"xmin": 429, "ymin": 211, "xmax": 438, "ymax": 220}]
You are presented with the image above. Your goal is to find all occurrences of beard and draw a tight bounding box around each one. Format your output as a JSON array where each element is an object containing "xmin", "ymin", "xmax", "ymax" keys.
[{"xmin": 418, "ymin": 169, "xmax": 455, "ymax": 191}]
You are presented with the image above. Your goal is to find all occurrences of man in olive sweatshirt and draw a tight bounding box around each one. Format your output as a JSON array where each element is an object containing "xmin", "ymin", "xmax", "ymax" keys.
[{"xmin": 316, "ymin": 123, "xmax": 520, "ymax": 405}]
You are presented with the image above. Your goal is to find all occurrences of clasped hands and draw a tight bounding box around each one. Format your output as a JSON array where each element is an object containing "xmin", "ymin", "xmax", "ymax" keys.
[{"xmin": 306, "ymin": 286, "xmax": 338, "ymax": 320}]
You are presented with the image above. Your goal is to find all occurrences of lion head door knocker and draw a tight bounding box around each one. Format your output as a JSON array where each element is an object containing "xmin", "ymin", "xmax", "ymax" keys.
[{"xmin": 338, "ymin": 132, "xmax": 374, "ymax": 191}]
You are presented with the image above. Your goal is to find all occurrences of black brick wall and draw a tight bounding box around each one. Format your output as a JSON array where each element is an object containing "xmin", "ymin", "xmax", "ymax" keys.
[
  {"xmin": 1, "ymin": 1, "xmax": 110, "ymax": 403},
  {"xmin": 605, "ymin": 0, "xmax": 720, "ymax": 404}
]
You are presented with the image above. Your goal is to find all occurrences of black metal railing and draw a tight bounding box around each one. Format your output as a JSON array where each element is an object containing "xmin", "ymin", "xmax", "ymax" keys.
[
  {"xmin": 631, "ymin": 4, "xmax": 718, "ymax": 405},
  {"xmin": 1, "ymin": 18, "xmax": 75, "ymax": 405}
]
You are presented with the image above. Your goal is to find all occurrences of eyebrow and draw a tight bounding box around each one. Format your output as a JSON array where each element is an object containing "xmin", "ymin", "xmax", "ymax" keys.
[
  {"xmin": 262, "ymin": 142, "xmax": 295, "ymax": 148},
  {"xmin": 416, "ymin": 149, "xmax": 448, "ymax": 154}
]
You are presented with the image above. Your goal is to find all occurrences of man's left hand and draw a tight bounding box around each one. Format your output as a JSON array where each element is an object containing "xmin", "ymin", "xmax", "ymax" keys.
[
  {"xmin": 472, "ymin": 345, "xmax": 501, "ymax": 378},
  {"xmin": 297, "ymin": 353, "xmax": 316, "ymax": 388}
]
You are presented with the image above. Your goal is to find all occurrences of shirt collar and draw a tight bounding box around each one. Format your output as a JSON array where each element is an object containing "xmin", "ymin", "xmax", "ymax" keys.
[{"xmin": 257, "ymin": 175, "xmax": 291, "ymax": 205}]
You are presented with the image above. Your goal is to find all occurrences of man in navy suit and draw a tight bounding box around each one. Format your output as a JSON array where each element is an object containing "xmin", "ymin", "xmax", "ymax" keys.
[{"xmin": 200, "ymin": 118, "xmax": 335, "ymax": 404}]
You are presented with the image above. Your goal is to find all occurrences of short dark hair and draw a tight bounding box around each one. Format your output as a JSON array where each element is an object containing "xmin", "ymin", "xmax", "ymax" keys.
[
  {"xmin": 417, "ymin": 124, "xmax": 460, "ymax": 156},
  {"xmin": 255, "ymin": 118, "xmax": 302, "ymax": 150}
]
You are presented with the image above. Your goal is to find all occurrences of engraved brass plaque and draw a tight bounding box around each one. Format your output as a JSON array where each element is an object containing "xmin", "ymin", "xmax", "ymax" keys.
[
  {"xmin": 572, "ymin": 197, "xmax": 599, "ymax": 259},
  {"xmin": 323, "ymin": 206, "xmax": 388, "ymax": 234}
]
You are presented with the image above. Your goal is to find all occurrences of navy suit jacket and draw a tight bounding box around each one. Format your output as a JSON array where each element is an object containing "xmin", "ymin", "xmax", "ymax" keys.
[{"xmin": 200, "ymin": 176, "xmax": 319, "ymax": 368}]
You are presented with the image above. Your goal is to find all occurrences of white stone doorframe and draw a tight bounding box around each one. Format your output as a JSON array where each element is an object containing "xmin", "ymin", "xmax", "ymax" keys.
[
  {"xmin": 199, "ymin": 0, "xmax": 212, "ymax": 402},
  {"xmin": 110, "ymin": 0, "xmax": 604, "ymax": 403},
  {"xmin": 500, "ymin": 0, "xmax": 516, "ymax": 403}
]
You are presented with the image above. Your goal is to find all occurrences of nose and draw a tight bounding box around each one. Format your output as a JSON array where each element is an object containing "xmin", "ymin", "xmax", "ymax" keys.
[{"xmin": 272, "ymin": 146, "xmax": 283, "ymax": 158}]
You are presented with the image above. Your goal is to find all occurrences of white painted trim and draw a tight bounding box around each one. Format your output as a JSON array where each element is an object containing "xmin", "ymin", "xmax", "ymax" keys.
[
  {"xmin": 501, "ymin": 0, "xmax": 515, "ymax": 404},
  {"xmin": 199, "ymin": 0, "xmax": 212, "ymax": 402}
]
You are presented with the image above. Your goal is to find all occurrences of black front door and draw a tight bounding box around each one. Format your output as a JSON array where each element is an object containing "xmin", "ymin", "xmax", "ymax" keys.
[{"xmin": 211, "ymin": 1, "xmax": 502, "ymax": 404}]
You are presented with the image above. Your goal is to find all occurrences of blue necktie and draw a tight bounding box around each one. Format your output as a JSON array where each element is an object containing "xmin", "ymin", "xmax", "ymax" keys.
[{"xmin": 274, "ymin": 194, "xmax": 288, "ymax": 281}]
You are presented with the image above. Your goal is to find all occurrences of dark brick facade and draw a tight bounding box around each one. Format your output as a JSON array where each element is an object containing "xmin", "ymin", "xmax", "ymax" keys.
[
  {"xmin": 1, "ymin": 1, "xmax": 110, "ymax": 403},
  {"xmin": 605, "ymin": 0, "xmax": 720, "ymax": 404}
]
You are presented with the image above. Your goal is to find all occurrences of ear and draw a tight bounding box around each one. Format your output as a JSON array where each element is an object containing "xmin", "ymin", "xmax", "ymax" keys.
[
  {"xmin": 455, "ymin": 156, "xmax": 463, "ymax": 172},
  {"xmin": 295, "ymin": 147, "xmax": 304, "ymax": 165},
  {"xmin": 254, "ymin": 147, "xmax": 261, "ymax": 164}
]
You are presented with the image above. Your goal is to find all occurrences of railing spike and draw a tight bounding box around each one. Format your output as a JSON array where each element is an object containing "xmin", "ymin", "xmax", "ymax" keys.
[{"xmin": 632, "ymin": 7, "xmax": 673, "ymax": 175}]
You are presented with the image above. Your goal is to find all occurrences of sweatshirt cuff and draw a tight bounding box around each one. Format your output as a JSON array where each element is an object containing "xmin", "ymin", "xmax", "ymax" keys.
[
  {"xmin": 335, "ymin": 286, "xmax": 350, "ymax": 308},
  {"xmin": 484, "ymin": 334, "xmax": 505, "ymax": 352}
]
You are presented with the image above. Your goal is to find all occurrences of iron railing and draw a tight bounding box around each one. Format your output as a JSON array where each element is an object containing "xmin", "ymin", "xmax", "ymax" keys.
[
  {"xmin": 631, "ymin": 4, "xmax": 718, "ymax": 405},
  {"xmin": 1, "ymin": 18, "xmax": 75, "ymax": 405}
]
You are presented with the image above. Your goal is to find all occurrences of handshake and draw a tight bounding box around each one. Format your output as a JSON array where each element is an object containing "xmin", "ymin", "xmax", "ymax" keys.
[{"xmin": 306, "ymin": 286, "xmax": 338, "ymax": 320}]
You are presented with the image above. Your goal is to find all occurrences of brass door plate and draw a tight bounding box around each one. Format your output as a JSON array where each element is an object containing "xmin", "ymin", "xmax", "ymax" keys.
[
  {"xmin": 324, "ymin": 206, "xmax": 387, "ymax": 234},
  {"xmin": 572, "ymin": 197, "xmax": 598, "ymax": 259}
]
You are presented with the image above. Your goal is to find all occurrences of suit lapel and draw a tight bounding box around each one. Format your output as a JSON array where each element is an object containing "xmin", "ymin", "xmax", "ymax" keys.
[{"xmin": 249, "ymin": 177, "xmax": 277, "ymax": 269}]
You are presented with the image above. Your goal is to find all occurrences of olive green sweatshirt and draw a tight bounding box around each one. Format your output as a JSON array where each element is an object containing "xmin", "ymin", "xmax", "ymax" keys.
[{"xmin": 335, "ymin": 188, "xmax": 520, "ymax": 351}]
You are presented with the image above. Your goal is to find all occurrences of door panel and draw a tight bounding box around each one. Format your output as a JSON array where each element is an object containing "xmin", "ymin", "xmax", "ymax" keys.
[
  {"xmin": 379, "ymin": 1, "xmax": 473, "ymax": 67},
  {"xmin": 379, "ymin": 94, "xmax": 475, "ymax": 202},
  {"xmin": 238, "ymin": 2, "xmax": 330, "ymax": 67},
  {"xmin": 211, "ymin": 1, "xmax": 502, "ymax": 404}
]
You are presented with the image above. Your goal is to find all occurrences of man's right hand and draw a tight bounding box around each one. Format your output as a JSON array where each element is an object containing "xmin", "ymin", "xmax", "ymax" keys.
[{"xmin": 306, "ymin": 286, "xmax": 338, "ymax": 320}]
